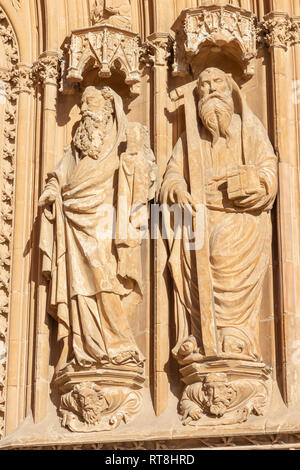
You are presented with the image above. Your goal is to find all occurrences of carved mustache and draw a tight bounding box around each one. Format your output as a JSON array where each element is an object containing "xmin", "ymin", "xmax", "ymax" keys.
[
  {"xmin": 210, "ymin": 398, "xmax": 230, "ymax": 404},
  {"xmin": 199, "ymin": 92, "xmax": 232, "ymax": 106},
  {"xmin": 80, "ymin": 110, "xmax": 102, "ymax": 122}
]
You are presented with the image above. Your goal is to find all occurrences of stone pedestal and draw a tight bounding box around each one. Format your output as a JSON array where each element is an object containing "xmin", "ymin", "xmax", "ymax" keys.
[
  {"xmin": 179, "ymin": 360, "xmax": 272, "ymax": 426},
  {"xmin": 53, "ymin": 365, "xmax": 145, "ymax": 433}
]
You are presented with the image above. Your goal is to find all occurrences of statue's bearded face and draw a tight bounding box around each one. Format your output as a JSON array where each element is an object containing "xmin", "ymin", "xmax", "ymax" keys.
[
  {"xmin": 73, "ymin": 87, "xmax": 114, "ymax": 159},
  {"xmin": 197, "ymin": 68, "xmax": 234, "ymax": 146},
  {"xmin": 203, "ymin": 379, "xmax": 234, "ymax": 417},
  {"xmin": 75, "ymin": 386, "xmax": 108, "ymax": 425}
]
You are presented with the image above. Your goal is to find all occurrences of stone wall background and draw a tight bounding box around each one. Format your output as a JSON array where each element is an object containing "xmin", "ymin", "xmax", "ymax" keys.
[{"xmin": 0, "ymin": 0, "xmax": 299, "ymax": 449}]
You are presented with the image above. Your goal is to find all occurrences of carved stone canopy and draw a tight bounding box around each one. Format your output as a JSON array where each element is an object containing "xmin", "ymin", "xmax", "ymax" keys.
[
  {"xmin": 172, "ymin": 4, "xmax": 257, "ymax": 82},
  {"xmin": 61, "ymin": 24, "xmax": 141, "ymax": 97}
]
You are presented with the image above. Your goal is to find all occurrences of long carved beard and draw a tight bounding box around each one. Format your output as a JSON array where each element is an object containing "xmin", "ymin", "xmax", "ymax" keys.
[
  {"xmin": 198, "ymin": 93, "xmax": 234, "ymax": 146},
  {"xmin": 82, "ymin": 404, "xmax": 103, "ymax": 424},
  {"xmin": 73, "ymin": 108, "xmax": 112, "ymax": 160},
  {"xmin": 205, "ymin": 397, "xmax": 231, "ymax": 417},
  {"xmin": 209, "ymin": 401, "xmax": 229, "ymax": 417}
]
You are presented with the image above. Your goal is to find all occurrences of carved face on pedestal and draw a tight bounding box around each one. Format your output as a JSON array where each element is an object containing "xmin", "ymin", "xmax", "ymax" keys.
[
  {"xmin": 197, "ymin": 67, "xmax": 235, "ymax": 146},
  {"xmin": 202, "ymin": 373, "xmax": 234, "ymax": 417},
  {"xmin": 73, "ymin": 383, "xmax": 109, "ymax": 425},
  {"xmin": 73, "ymin": 86, "xmax": 115, "ymax": 160}
]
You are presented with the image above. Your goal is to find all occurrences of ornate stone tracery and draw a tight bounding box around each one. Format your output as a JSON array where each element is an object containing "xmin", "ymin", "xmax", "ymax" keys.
[
  {"xmin": 142, "ymin": 33, "xmax": 173, "ymax": 68},
  {"xmin": 259, "ymin": 12, "xmax": 292, "ymax": 50},
  {"xmin": 258, "ymin": 13, "xmax": 300, "ymax": 49},
  {"xmin": 60, "ymin": 25, "xmax": 141, "ymax": 97},
  {"xmin": 32, "ymin": 53, "xmax": 59, "ymax": 88},
  {"xmin": 172, "ymin": 5, "xmax": 257, "ymax": 80},
  {"xmin": 0, "ymin": 6, "xmax": 19, "ymax": 439}
]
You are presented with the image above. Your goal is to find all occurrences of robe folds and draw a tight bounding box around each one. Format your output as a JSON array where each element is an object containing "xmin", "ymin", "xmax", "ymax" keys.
[
  {"xmin": 94, "ymin": 0, "xmax": 131, "ymax": 29},
  {"xmin": 161, "ymin": 99, "xmax": 278, "ymax": 362},
  {"xmin": 40, "ymin": 91, "xmax": 146, "ymax": 370}
]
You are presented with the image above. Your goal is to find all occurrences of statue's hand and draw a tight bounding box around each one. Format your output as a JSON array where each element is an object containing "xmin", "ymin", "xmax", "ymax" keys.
[
  {"xmin": 188, "ymin": 409, "xmax": 202, "ymax": 421},
  {"xmin": 182, "ymin": 406, "xmax": 202, "ymax": 424},
  {"xmin": 233, "ymin": 185, "xmax": 266, "ymax": 209},
  {"xmin": 170, "ymin": 185, "xmax": 197, "ymax": 214},
  {"xmin": 38, "ymin": 188, "xmax": 57, "ymax": 207},
  {"xmin": 105, "ymin": 6, "xmax": 119, "ymax": 14}
]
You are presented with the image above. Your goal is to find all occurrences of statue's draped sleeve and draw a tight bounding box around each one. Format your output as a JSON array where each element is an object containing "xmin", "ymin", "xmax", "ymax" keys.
[
  {"xmin": 242, "ymin": 109, "xmax": 278, "ymax": 212},
  {"xmin": 39, "ymin": 148, "xmax": 76, "ymax": 342},
  {"xmin": 161, "ymin": 133, "xmax": 189, "ymax": 204}
]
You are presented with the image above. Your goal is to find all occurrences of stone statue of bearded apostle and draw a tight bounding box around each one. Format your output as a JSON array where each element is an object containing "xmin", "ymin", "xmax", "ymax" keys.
[
  {"xmin": 161, "ymin": 68, "xmax": 278, "ymax": 424},
  {"xmin": 91, "ymin": 0, "xmax": 132, "ymax": 30},
  {"xmin": 39, "ymin": 86, "xmax": 156, "ymax": 377}
]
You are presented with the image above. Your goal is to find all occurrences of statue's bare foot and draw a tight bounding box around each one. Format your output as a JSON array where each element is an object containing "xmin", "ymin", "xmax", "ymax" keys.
[
  {"xmin": 178, "ymin": 336, "xmax": 198, "ymax": 358},
  {"xmin": 177, "ymin": 352, "xmax": 205, "ymax": 365},
  {"xmin": 177, "ymin": 336, "xmax": 204, "ymax": 364}
]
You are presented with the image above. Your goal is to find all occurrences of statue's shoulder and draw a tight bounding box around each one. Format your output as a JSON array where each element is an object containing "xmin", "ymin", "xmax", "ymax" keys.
[
  {"xmin": 241, "ymin": 103, "xmax": 276, "ymax": 157},
  {"xmin": 242, "ymin": 102, "xmax": 268, "ymax": 135},
  {"xmin": 48, "ymin": 145, "xmax": 76, "ymax": 179}
]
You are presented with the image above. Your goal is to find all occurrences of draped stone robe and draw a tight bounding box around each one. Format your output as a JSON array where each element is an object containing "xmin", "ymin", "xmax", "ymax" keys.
[
  {"xmin": 40, "ymin": 93, "xmax": 146, "ymax": 371},
  {"xmin": 93, "ymin": 0, "xmax": 132, "ymax": 29},
  {"xmin": 161, "ymin": 101, "xmax": 278, "ymax": 362}
]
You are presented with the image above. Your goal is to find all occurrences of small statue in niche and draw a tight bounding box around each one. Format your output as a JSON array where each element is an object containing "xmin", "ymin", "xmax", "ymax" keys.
[
  {"xmin": 91, "ymin": 0, "xmax": 132, "ymax": 30},
  {"xmin": 161, "ymin": 67, "xmax": 277, "ymax": 425},
  {"xmin": 39, "ymin": 85, "xmax": 156, "ymax": 431},
  {"xmin": 116, "ymin": 122, "xmax": 157, "ymax": 252}
]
